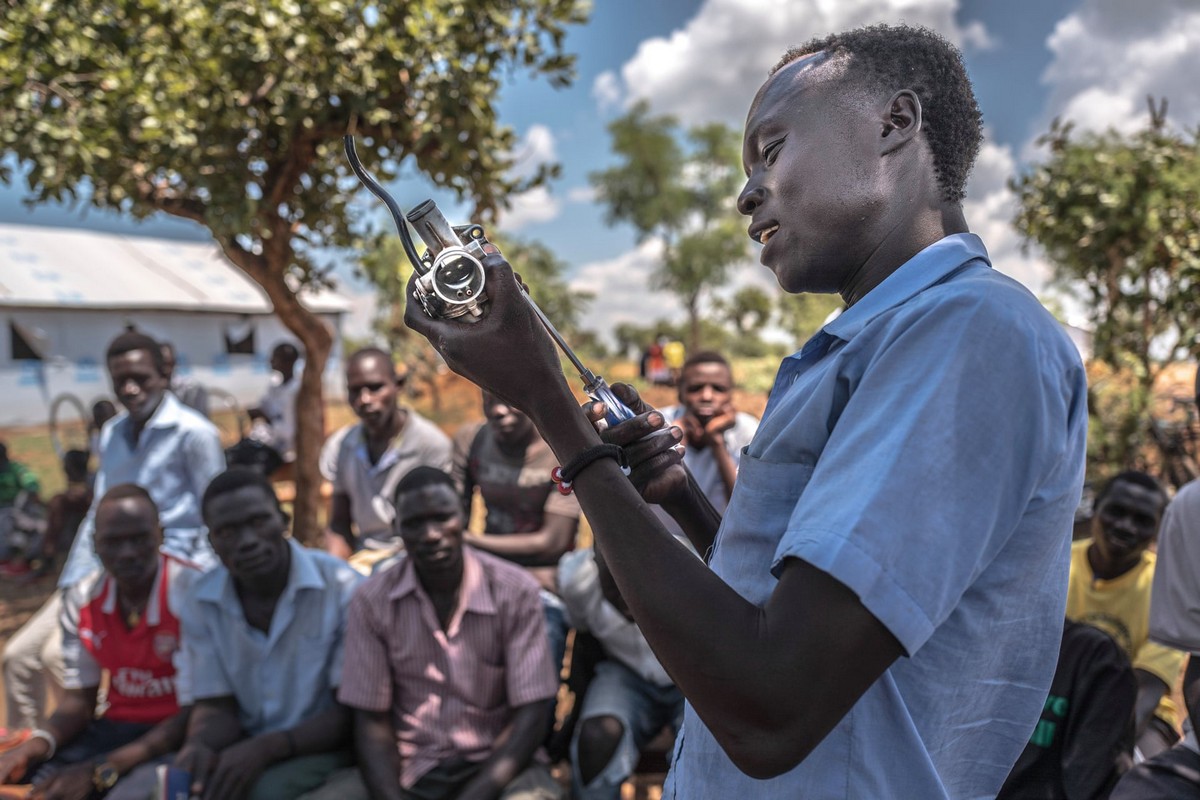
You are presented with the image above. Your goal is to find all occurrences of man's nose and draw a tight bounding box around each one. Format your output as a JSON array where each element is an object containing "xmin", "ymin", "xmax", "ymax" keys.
[
  {"xmin": 417, "ymin": 523, "xmax": 444, "ymax": 544},
  {"xmin": 737, "ymin": 181, "xmax": 764, "ymax": 216}
]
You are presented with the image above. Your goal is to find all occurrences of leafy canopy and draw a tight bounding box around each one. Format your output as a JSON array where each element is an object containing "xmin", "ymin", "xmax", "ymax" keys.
[
  {"xmin": 590, "ymin": 102, "xmax": 749, "ymax": 349},
  {"xmin": 0, "ymin": 0, "xmax": 589, "ymax": 279},
  {"xmin": 1011, "ymin": 107, "xmax": 1200, "ymax": 377}
]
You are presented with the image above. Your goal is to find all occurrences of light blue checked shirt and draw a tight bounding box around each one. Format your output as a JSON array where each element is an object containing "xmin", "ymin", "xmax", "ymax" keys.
[
  {"xmin": 59, "ymin": 391, "xmax": 225, "ymax": 587},
  {"xmin": 665, "ymin": 234, "xmax": 1088, "ymax": 799}
]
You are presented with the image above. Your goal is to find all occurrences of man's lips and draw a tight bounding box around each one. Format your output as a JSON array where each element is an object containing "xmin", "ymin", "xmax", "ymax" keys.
[{"xmin": 748, "ymin": 220, "xmax": 780, "ymax": 245}]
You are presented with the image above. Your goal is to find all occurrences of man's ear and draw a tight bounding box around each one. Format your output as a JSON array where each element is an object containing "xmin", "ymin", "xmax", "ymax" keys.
[{"xmin": 879, "ymin": 90, "xmax": 922, "ymax": 155}]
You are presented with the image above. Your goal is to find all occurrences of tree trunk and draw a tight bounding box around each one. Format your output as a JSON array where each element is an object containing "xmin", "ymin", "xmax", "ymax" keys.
[
  {"xmin": 222, "ymin": 246, "xmax": 332, "ymax": 546},
  {"xmin": 687, "ymin": 295, "xmax": 701, "ymax": 352}
]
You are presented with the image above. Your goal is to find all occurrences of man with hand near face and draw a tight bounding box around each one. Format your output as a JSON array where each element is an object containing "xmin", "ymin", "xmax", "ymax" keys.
[
  {"xmin": 404, "ymin": 24, "xmax": 1088, "ymax": 798},
  {"xmin": 322, "ymin": 467, "xmax": 561, "ymax": 800},
  {"xmin": 658, "ymin": 352, "xmax": 757, "ymax": 511},
  {"xmin": 1065, "ymin": 471, "xmax": 1181, "ymax": 759},
  {"xmin": 321, "ymin": 348, "xmax": 452, "ymax": 563},
  {"xmin": 170, "ymin": 469, "xmax": 362, "ymax": 800},
  {"xmin": 0, "ymin": 485, "xmax": 195, "ymax": 800},
  {"xmin": 3, "ymin": 331, "xmax": 223, "ymax": 735}
]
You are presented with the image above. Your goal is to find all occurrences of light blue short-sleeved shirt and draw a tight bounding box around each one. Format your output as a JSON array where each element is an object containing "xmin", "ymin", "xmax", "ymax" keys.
[
  {"xmin": 665, "ymin": 234, "xmax": 1088, "ymax": 799},
  {"xmin": 179, "ymin": 538, "xmax": 363, "ymax": 735},
  {"xmin": 59, "ymin": 392, "xmax": 226, "ymax": 587}
]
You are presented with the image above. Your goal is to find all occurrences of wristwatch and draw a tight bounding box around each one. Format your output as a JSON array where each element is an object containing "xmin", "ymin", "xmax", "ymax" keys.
[{"xmin": 93, "ymin": 761, "xmax": 120, "ymax": 791}]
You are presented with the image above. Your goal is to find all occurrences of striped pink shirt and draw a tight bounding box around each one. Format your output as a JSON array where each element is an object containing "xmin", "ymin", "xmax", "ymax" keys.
[{"xmin": 338, "ymin": 547, "xmax": 557, "ymax": 788}]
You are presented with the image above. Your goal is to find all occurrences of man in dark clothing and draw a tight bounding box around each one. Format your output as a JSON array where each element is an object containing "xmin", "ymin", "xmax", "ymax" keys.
[{"xmin": 998, "ymin": 619, "xmax": 1136, "ymax": 799}]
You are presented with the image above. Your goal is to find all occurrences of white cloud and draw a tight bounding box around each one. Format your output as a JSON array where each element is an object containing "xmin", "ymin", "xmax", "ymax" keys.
[
  {"xmin": 497, "ymin": 125, "xmax": 564, "ymax": 231},
  {"xmin": 496, "ymin": 185, "xmax": 562, "ymax": 232},
  {"xmin": 572, "ymin": 239, "xmax": 682, "ymax": 338},
  {"xmin": 566, "ymin": 185, "xmax": 598, "ymax": 203},
  {"xmin": 1037, "ymin": 0, "xmax": 1200, "ymax": 138},
  {"xmin": 509, "ymin": 124, "xmax": 559, "ymax": 181},
  {"xmin": 594, "ymin": 0, "xmax": 986, "ymax": 126},
  {"xmin": 593, "ymin": 71, "xmax": 623, "ymax": 112}
]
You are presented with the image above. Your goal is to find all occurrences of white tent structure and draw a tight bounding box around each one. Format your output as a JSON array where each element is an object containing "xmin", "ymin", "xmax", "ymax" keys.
[{"xmin": 0, "ymin": 223, "xmax": 352, "ymax": 427}]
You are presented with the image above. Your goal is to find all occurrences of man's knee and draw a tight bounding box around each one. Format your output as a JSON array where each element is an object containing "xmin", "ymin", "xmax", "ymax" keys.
[{"xmin": 577, "ymin": 715, "xmax": 626, "ymax": 784}]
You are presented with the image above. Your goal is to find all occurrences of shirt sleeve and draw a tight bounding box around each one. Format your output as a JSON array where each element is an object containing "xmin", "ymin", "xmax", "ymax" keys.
[
  {"xmin": 180, "ymin": 595, "xmax": 235, "ymax": 701},
  {"xmin": 185, "ymin": 425, "xmax": 226, "ymax": 504},
  {"xmin": 772, "ymin": 295, "xmax": 1086, "ymax": 655},
  {"xmin": 59, "ymin": 581, "xmax": 101, "ymax": 689},
  {"xmin": 1149, "ymin": 484, "xmax": 1200, "ymax": 653},
  {"xmin": 502, "ymin": 582, "xmax": 559, "ymax": 707},
  {"xmin": 328, "ymin": 563, "xmax": 365, "ymax": 689},
  {"xmin": 336, "ymin": 587, "xmax": 393, "ymax": 712},
  {"xmin": 169, "ymin": 566, "xmax": 197, "ymax": 705},
  {"xmin": 319, "ymin": 428, "xmax": 345, "ymax": 489},
  {"xmin": 1132, "ymin": 639, "xmax": 1186, "ymax": 689}
]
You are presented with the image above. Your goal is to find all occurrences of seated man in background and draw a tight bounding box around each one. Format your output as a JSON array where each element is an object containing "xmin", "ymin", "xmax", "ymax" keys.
[
  {"xmin": 453, "ymin": 391, "xmax": 580, "ymax": 668},
  {"xmin": 321, "ymin": 348, "xmax": 452, "ymax": 567},
  {"xmin": 997, "ymin": 619, "xmax": 1137, "ymax": 800},
  {"xmin": 324, "ymin": 467, "xmax": 561, "ymax": 800},
  {"xmin": 657, "ymin": 351, "xmax": 758, "ymax": 512},
  {"xmin": 1067, "ymin": 471, "xmax": 1182, "ymax": 760},
  {"xmin": 36, "ymin": 450, "xmax": 94, "ymax": 575},
  {"xmin": 559, "ymin": 549, "xmax": 684, "ymax": 800},
  {"xmin": 160, "ymin": 341, "xmax": 209, "ymax": 419},
  {"xmin": 171, "ymin": 468, "xmax": 362, "ymax": 800},
  {"xmin": 0, "ymin": 440, "xmax": 43, "ymax": 571},
  {"xmin": 0, "ymin": 485, "xmax": 194, "ymax": 800},
  {"xmin": 247, "ymin": 342, "xmax": 302, "ymax": 464}
]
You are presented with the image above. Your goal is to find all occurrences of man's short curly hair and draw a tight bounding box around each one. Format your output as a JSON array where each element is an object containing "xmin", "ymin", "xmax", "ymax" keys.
[{"xmin": 771, "ymin": 24, "xmax": 983, "ymax": 204}]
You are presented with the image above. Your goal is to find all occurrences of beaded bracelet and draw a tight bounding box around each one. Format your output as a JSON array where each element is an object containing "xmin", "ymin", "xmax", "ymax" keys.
[{"xmin": 550, "ymin": 444, "xmax": 631, "ymax": 495}]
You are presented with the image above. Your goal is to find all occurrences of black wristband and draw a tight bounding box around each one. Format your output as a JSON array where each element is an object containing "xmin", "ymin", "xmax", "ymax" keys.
[{"xmin": 551, "ymin": 444, "xmax": 630, "ymax": 494}]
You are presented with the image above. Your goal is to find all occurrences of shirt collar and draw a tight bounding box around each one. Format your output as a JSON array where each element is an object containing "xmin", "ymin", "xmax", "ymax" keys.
[
  {"xmin": 821, "ymin": 233, "xmax": 990, "ymax": 344},
  {"xmin": 112, "ymin": 391, "xmax": 184, "ymax": 438},
  {"xmin": 387, "ymin": 546, "xmax": 497, "ymax": 616},
  {"xmin": 195, "ymin": 538, "xmax": 323, "ymax": 608}
]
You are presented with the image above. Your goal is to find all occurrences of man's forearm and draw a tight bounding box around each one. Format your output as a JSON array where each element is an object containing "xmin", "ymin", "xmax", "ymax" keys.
[
  {"xmin": 106, "ymin": 708, "xmax": 190, "ymax": 775},
  {"xmin": 1133, "ymin": 671, "xmax": 1168, "ymax": 735},
  {"xmin": 185, "ymin": 699, "xmax": 244, "ymax": 753},
  {"xmin": 274, "ymin": 701, "xmax": 351, "ymax": 759},
  {"xmin": 354, "ymin": 711, "xmax": 405, "ymax": 800},
  {"xmin": 42, "ymin": 689, "xmax": 98, "ymax": 752},
  {"xmin": 458, "ymin": 700, "xmax": 554, "ymax": 799}
]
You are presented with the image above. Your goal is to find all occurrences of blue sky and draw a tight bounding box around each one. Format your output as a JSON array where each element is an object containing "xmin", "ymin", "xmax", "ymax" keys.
[{"xmin": 4, "ymin": 0, "xmax": 1199, "ymax": 341}]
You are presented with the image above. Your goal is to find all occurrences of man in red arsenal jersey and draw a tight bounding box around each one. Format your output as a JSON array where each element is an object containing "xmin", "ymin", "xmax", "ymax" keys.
[{"xmin": 0, "ymin": 484, "xmax": 196, "ymax": 799}]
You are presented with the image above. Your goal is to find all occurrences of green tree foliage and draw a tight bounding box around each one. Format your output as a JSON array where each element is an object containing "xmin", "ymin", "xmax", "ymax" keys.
[
  {"xmin": 776, "ymin": 292, "xmax": 843, "ymax": 347},
  {"xmin": 590, "ymin": 102, "xmax": 749, "ymax": 350},
  {"xmin": 1011, "ymin": 101, "xmax": 1200, "ymax": 478},
  {"xmin": 0, "ymin": 0, "xmax": 589, "ymax": 540},
  {"xmin": 716, "ymin": 285, "xmax": 773, "ymax": 338}
]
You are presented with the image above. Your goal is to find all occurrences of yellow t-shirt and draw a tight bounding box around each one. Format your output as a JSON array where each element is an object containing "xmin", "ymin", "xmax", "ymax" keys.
[{"xmin": 1066, "ymin": 539, "xmax": 1186, "ymax": 727}]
